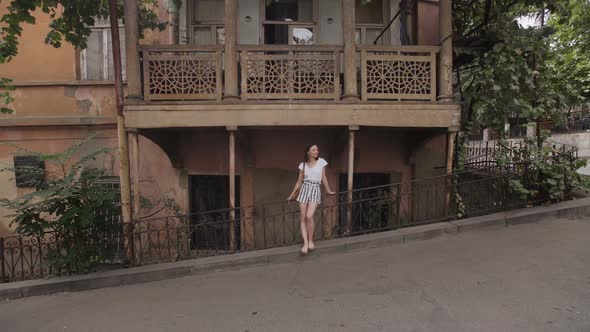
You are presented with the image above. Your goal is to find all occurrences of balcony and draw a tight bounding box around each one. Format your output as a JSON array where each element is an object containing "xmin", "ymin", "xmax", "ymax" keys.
[
  {"xmin": 139, "ymin": 44, "xmax": 439, "ymax": 102},
  {"xmin": 122, "ymin": 0, "xmax": 458, "ymax": 129}
]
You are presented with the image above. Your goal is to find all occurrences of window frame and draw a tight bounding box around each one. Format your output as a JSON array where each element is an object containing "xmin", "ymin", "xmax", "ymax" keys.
[
  {"xmin": 260, "ymin": 0, "xmax": 319, "ymax": 45},
  {"xmin": 79, "ymin": 23, "xmax": 125, "ymax": 81},
  {"xmin": 187, "ymin": 0, "xmax": 225, "ymax": 45},
  {"xmin": 355, "ymin": 0, "xmax": 389, "ymax": 45}
]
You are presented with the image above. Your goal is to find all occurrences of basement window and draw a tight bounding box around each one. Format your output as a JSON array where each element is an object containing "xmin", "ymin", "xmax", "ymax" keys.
[{"xmin": 14, "ymin": 156, "xmax": 45, "ymax": 188}]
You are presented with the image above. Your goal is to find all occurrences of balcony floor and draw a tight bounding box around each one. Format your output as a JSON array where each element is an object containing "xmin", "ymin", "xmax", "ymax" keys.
[{"xmin": 123, "ymin": 101, "xmax": 461, "ymax": 130}]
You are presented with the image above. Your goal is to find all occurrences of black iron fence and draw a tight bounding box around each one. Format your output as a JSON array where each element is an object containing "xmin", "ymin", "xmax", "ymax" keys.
[
  {"xmin": 0, "ymin": 166, "xmax": 564, "ymax": 283},
  {"xmin": 126, "ymin": 168, "xmax": 535, "ymax": 265},
  {"xmin": 0, "ymin": 228, "xmax": 124, "ymax": 283}
]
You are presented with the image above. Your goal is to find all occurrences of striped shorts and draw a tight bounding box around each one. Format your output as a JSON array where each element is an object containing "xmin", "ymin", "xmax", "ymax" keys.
[{"xmin": 296, "ymin": 180, "xmax": 322, "ymax": 204}]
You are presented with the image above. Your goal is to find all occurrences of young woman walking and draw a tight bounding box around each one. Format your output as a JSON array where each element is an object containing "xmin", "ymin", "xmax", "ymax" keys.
[{"xmin": 288, "ymin": 145, "xmax": 335, "ymax": 254}]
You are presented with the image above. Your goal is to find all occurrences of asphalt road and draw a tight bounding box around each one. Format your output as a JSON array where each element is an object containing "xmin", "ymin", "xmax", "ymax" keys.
[{"xmin": 1, "ymin": 217, "xmax": 589, "ymax": 332}]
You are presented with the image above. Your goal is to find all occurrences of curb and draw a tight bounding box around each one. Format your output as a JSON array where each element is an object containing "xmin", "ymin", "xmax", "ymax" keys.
[{"xmin": 2, "ymin": 198, "xmax": 590, "ymax": 301}]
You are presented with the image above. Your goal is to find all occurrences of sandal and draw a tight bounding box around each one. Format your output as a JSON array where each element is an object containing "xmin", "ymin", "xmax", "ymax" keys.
[{"xmin": 300, "ymin": 246, "xmax": 309, "ymax": 255}]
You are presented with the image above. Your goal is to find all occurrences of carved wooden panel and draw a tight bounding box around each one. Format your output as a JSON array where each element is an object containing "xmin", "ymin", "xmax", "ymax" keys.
[
  {"xmin": 241, "ymin": 51, "xmax": 340, "ymax": 100},
  {"xmin": 143, "ymin": 50, "xmax": 222, "ymax": 101},
  {"xmin": 361, "ymin": 49, "xmax": 437, "ymax": 101}
]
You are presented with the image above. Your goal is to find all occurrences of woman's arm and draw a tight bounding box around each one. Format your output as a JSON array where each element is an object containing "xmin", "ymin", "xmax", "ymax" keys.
[
  {"xmin": 287, "ymin": 171, "xmax": 305, "ymax": 201},
  {"xmin": 322, "ymin": 168, "xmax": 335, "ymax": 195}
]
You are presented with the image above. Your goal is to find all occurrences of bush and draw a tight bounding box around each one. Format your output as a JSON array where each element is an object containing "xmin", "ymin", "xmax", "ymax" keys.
[{"xmin": 0, "ymin": 134, "xmax": 121, "ymax": 273}]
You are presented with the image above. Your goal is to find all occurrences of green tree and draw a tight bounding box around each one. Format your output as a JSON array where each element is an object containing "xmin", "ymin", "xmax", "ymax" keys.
[
  {"xmin": 549, "ymin": 0, "xmax": 590, "ymax": 100},
  {"xmin": 453, "ymin": 0, "xmax": 586, "ymax": 138},
  {"xmin": 0, "ymin": 0, "xmax": 166, "ymax": 113},
  {"xmin": 452, "ymin": 0, "xmax": 589, "ymax": 202}
]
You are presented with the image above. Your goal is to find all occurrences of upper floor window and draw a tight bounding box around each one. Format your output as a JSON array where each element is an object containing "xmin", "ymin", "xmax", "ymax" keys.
[
  {"xmin": 355, "ymin": 0, "xmax": 388, "ymax": 45},
  {"xmin": 264, "ymin": 0, "xmax": 315, "ymax": 45},
  {"xmin": 190, "ymin": 0, "xmax": 225, "ymax": 44},
  {"xmin": 265, "ymin": 0, "xmax": 313, "ymax": 22},
  {"xmin": 80, "ymin": 18, "xmax": 126, "ymax": 81}
]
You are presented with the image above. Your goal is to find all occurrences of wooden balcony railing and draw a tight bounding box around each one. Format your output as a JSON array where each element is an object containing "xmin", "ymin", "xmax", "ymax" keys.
[
  {"xmin": 138, "ymin": 45, "xmax": 440, "ymax": 102},
  {"xmin": 360, "ymin": 45, "xmax": 439, "ymax": 102},
  {"xmin": 239, "ymin": 45, "xmax": 342, "ymax": 101},
  {"xmin": 141, "ymin": 45, "xmax": 223, "ymax": 101}
]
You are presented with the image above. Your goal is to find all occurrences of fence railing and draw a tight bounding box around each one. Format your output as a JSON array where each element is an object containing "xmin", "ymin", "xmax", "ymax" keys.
[
  {"xmin": 239, "ymin": 45, "xmax": 342, "ymax": 101},
  {"xmin": 141, "ymin": 45, "xmax": 224, "ymax": 101},
  {"xmin": 0, "ymin": 229, "xmax": 124, "ymax": 283},
  {"xmin": 360, "ymin": 45, "xmax": 439, "ymax": 102},
  {"xmin": 0, "ymin": 166, "xmax": 561, "ymax": 283},
  {"xmin": 126, "ymin": 168, "xmax": 533, "ymax": 266}
]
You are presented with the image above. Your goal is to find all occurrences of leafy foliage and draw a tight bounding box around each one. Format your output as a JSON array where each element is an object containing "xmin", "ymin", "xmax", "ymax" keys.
[
  {"xmin": 549, "ymin": 0, "xmax": 590, "ymax": 100},
  {"xmin": 503, "ymin": 139, "xmax": 586, "ymax": 202},
  {"xmin": 453, "ymin": 0, "xmax": 587, "ymax": 149},
  {"xmin": 0, "ymin": 134, "xmax": 122, "ymax": 273},
  {"xmin": 453, "ymin": 0, "xmax": 589, "ymax": 205},
  {"xmin": 0, "ymin": 77, "xmax": 14, "ymax": 114}
]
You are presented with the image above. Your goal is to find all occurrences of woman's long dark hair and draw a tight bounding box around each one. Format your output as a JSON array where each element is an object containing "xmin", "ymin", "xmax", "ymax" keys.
[{"xmin": 302, "ymin": 144, "xmax": 319, "ymax": 175}]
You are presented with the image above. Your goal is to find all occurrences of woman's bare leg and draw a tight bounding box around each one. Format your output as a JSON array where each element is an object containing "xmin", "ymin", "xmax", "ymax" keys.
[
  {"xmin": 305, "ymin": 203, "xmax": 319, "ymax": 250},
  {"xmin": 299, "ymin": 202, "xmax": 309, "ymax": 253}
]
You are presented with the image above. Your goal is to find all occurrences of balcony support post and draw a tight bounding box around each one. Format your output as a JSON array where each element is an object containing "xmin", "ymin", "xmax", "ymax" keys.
[
  {"xmin": 131, "ymin": 130, "xmax": 141, "ymax": 219},
  {"xmin": 444, "ymin": 131, "xmax": 457, "ymax": 215},
  {"xmin": 346, "ymin": 126, "xmax": 359, "ymax": 232},
  {"xmin": 228, "ymin": 126, "xmax": 238, "ymax": 251}
]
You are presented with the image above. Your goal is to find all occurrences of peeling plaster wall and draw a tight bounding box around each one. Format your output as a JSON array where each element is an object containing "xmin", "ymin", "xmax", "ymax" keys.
[{"xmin": 1, "ymin": 85, "xmax": 117, "ymax": 118}]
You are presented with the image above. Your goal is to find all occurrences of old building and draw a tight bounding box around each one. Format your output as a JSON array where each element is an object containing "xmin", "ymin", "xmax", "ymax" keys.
[{"xmin": 0, "ymin": 0, "xmax": 460, "ymax": 247}]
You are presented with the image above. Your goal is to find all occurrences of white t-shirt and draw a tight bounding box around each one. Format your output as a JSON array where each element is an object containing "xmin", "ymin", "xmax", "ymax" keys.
[{"xmin": 298, "ymin": 158, "xmax": 328, "ymax": 182}]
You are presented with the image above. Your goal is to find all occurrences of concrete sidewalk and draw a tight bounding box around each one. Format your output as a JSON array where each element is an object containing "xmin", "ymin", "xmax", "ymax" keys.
[{"xmin": 1, "ymin": 197, "xmax": 590, "ymax": 301}]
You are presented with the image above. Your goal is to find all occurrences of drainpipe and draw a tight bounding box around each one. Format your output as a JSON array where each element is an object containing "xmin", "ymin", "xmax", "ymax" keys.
[{"xmin": 108, "ymin": 0, "xmax": 133, "ymax": 260}]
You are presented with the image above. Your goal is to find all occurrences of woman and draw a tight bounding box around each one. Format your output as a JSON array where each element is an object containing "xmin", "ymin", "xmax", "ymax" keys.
[{"xmin": 288, "ymin": 145, "xmax": 335, "ymax": 254}]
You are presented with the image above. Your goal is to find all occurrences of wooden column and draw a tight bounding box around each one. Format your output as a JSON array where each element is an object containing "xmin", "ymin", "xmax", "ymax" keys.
[
  {"xmin": 446, "ymin": 132, "xmax": 456, "ymax": 174},
  {"xmin": 224, "ymin": 0, "xmax": 239, "ymax": 99},
  {"xmin": 342, "ymin": 0, "xmax": 358, "ymax": 100},
  {"xmin": 131, "ymin": 131, "xmax": 140, "ymax": 218},
  {"xmin": 124, "ymin": 0, "xmax": 141, "ymax": 98},
  {"xmin": 237, "ymin": 132, "xmax": 255, "ymax": 250},
  {"xmin": 228, "ymin": 126, "xmax": 237, "ymax": 251},
  {"xmin": 438, "ymin": 0, "xmax": 453, "ymax": 102},
  {"xmin": 346, "ymin": 126, "xmax": 359, "ymax": 232},
  {"xmin": 445, "ymin": 131, "xmax": 457, "ymax": 215}
]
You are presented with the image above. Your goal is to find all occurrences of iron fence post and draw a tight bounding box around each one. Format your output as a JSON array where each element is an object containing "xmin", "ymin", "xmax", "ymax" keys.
[
  {"xmin": 18, "ymin": 236, "xmax": 24, "ymax": 280},
  {"xmin": 185, "ymin": 215, "xmax": 191, "ymax": 257},
  {"xmin": 396, "ymin": 184, "xmax": 401, "ymax": 226},
  {"xmin": 261, "ymin": 205, "xmax": 267, "ymax": 249}
]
